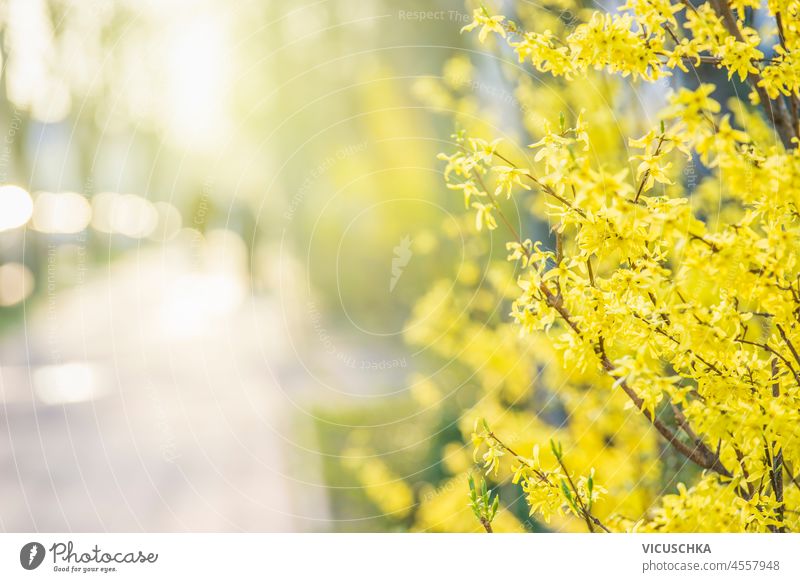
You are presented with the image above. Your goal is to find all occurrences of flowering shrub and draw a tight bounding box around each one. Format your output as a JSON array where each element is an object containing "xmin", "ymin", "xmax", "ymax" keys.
[{"xmin": 418, "ymin": 0, "xmax": 800, "ymax": 532}]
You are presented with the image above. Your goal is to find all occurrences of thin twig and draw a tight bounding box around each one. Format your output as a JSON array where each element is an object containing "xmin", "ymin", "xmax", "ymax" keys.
[
  {"xmin": 486, "ymin": 431, "xmax": 611, "ymax": 533},
  {"xmin": 492, "ymin": 151, "xmax": 587, "ymax": 217},
  {"xmin": 633, "ymin": 132, "xmax": 666, "ymax": 203}
]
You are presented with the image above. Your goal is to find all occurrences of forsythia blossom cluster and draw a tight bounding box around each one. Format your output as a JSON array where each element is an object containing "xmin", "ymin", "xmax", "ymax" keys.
[
  {"xmin": 462, "ymin": 0, "xmax": 799, "ymax": 108},
  {"xmin": 473, "ymin": 421, "xmax": 608, "ymax": 529},
  {"xmin": 429, "ymin": 0, "xmax": 800, "ymax": 532}
]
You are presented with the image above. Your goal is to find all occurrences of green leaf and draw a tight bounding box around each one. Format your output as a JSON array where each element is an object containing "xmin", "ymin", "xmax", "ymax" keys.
[
  {"xmin": 560, "ymin": 479, "xmax": 572, "ymax": 501},
  {"xmin": 550, "ymin": 439, "xmax": 562, "ymax": 460}
]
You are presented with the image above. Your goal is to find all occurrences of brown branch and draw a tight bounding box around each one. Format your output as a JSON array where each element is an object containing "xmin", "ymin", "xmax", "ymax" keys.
[
  {"xmin": 671, "ymin": 403, "xmax": 702, "ymax": 445},
  {"xmin": 765, "ymin": 440, "xmax": 786, "ymax": 532},
  {"xmin": 485, "ymin": 200, "xmax": 738, "ymax": 479},
  {"xmin": 775, "ymin": 324, "xmax": 800, "ymax": 369},
  {"xmin": 596, "ymin": 343, "xmax": 732, "ymax": 478},
  {"xmin": 775, "ymin": 12, "xmax": 800, "ymax": 139},
  {"xmin": 784, "ymin": 461, "xmax": 800, "ymax": 491},
  {"xmin": 632, "ymin": 310, "xmax": 727, "ymax": 377},
  {"xmin": 769, "ymin": 359, "xmax": 786, "ymax": 532},
  {"xmin": 536, "ymin": 284, "xmax": 733, "ymax": 478},
  {"xmin": 468, "ymin": 149, "xmax": 734, "ymax": 482},
  {"xmin": 708, "ymin": 0, "xmax": 796, "ymax": 148},
  {"xmin": 735, "ymin": 335, "xmax": 800, "ymax": 388},
  {"xmin": 688, "ymin": 232, "xmax": 721, "ymax": 252},
  {"xmin": 662, "ymin": 23, "xmax": 681, "ymax": 45},
  {"xmin": 733, "ymin": 444, "xmax": 755, "ymax": 499}
]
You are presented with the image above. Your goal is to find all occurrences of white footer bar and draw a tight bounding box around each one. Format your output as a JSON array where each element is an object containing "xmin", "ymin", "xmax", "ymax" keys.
[{"xmin": 1, "ymin": 533, "xmax": 798, "ymax": 581}]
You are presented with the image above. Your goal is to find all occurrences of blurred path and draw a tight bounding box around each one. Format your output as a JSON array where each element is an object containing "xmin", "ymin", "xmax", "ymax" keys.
[{"xmin": 0, "ymin": 242, "xmax": 329, "ymax": 532}]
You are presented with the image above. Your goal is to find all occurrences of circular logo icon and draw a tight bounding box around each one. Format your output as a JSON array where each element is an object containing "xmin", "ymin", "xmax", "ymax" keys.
[{"xmin": 20, "ymin": 542, "xmax": 46, "ymax": 570}]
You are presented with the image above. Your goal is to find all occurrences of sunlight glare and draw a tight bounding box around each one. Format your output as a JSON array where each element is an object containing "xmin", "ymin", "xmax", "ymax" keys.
[{"xmin": 166, "ymin": 12, "xmax": 228, "ymax": 145}]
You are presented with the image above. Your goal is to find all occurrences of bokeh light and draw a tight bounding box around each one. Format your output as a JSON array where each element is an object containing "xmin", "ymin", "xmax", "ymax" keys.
[
  {"xmin": 149, "ymin": 201, "xmax": 183, "ymax": 242},
  {"xmin": 0, "ymin": 185, "xmax": 34, "ymax": 232},
  {"xmin": 91, "ymin": 192, "xmax": 158, "ymax": 238},
  {"xmin": 32, "ymin": 191, "xmax": 92, "ymax": 234},
  {"xmin": 0, "ymin": 262, "xmax": 35, "ymax": 306}
]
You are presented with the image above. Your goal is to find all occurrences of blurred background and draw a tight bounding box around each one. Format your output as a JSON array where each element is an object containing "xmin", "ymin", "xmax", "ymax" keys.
[{"xmin": 0, "ymin": 0, "xmax": 498, "ymax": 532}]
